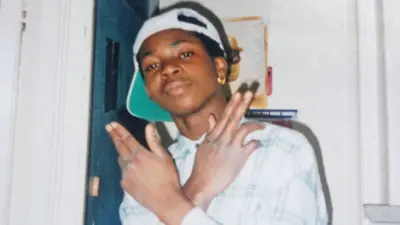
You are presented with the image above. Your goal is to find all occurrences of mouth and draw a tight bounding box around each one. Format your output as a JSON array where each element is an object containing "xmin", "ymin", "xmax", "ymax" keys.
[{"xmin": 163, "ymin": 80, "xmax": 191, "ymax": 96}]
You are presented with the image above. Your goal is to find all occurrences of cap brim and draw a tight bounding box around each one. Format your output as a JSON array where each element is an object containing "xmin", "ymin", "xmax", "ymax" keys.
[{"xmin": 126, "ymin": 71, "xmax": 172, "ymax": 122}]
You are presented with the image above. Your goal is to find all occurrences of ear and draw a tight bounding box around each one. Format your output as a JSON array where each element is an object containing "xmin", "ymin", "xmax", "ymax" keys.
[{"xmin": 214, "ymin": 57, "xmax": 228, "ymax": 81}]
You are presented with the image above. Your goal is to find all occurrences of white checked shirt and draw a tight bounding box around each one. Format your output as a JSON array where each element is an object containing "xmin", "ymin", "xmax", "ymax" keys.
[{"xmin": 119, "ymin": 121, "xmax": 329, "ymax": 225}]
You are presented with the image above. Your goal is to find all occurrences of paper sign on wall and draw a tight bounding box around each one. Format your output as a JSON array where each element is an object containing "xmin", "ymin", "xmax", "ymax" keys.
[
  {"xmin": 222, "ymin": 16, "xmax": 269, "ymax": 109},
  {"xmin": 222, "ymin": 16, "xmax": 298, "ymax": 121}
]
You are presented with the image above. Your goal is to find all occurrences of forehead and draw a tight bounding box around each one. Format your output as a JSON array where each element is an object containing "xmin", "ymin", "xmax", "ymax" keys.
[{"xmin": 139, "ymin": 29, "xmax": 202, "ymax": 53}]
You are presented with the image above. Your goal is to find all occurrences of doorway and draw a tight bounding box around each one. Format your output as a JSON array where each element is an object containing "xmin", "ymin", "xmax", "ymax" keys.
[{"xmin": 84, "ymin": 0, "xmax": 156, "ymax": 224}]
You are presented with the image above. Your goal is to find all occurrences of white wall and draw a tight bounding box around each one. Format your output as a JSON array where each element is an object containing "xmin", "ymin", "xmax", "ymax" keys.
[
  {"xmin": 266, "ymin": 1, "xmax": 359, "ymax": 224},
  {"xmin": 159, "ymin": 0, "xmax": 400, "ymax": 225}
]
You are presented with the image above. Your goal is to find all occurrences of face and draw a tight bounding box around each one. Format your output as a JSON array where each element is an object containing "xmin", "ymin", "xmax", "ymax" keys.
[{"xmin": 139, "ymin": 29, "xmax": 227, "ymax": 117}]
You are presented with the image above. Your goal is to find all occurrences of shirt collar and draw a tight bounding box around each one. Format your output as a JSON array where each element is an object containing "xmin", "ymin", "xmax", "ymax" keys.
[
  {"xmin": 176, "ymin": 132, "xmax": 205, "ymax": 150},
  {"xmin": 172, "ymin": 117, "xmax": 250, "ymax": 158}
]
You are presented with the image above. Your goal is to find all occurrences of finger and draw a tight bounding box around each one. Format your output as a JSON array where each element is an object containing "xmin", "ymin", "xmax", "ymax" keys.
[
  {"xmin": 218, "ymin": 91, "xmax": 253, "ymax": 145},
  {"xmin": 118, "ymin": 155, "xmax": 134, "ymax": 170},
  {"xmin": 118, "ymin": 157, "xmax": 126, "ymax": 170},
  {"xmin": 207, "ymin": 92, "xmax": 242, "ymax": 139},
  {"xmin": 231, "ymin": 122, "xmax": 265, "ymax": 147},
  {"xmin": 110, "ymin": 121, "xmax": 146, "ymax": 153},
  {"xmin": 145, "ymin": 123, "xmax": 168, "ymax": 158},
  {"xmin": 105, "ymin": 123, "xmax": 131, "ymax": 157},
  {"xmin": 242, "ymin": 140, "xmax": 261, "ymax": 156},
  {"xmin": 225, "ymin": 91, "xmax": 253, "ymax": 133},
  {"xmin": 121, "ymin": 165, "xmax": 135, "ymax": 188}
]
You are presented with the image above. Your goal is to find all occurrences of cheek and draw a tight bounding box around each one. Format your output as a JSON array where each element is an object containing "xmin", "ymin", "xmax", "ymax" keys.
[
  {"xmin": 144, "ymin": 78, "xmax": 161, "ymax": 98},
  {"xmin": 184, "ymin": 60, "xmax": 217, "ymax": 79}
]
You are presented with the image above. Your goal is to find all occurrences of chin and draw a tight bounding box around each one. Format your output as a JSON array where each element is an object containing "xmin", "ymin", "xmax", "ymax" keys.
[
  {"xmin": 168, "ymin": 102, "xmax": 202, "ymax": 118},
  {"xmin": 159, "ymin": 90, "xmax": 217, "ymax": 117}
]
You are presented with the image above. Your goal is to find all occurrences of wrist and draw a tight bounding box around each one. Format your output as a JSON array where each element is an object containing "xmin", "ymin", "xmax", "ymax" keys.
[
  {"xmin": 154, "ymin": 190, "xmax": 194, "ymax": 225},
  {"xmin": 183, "ymin": 178, "xmax": 212, "ymax": 210}
]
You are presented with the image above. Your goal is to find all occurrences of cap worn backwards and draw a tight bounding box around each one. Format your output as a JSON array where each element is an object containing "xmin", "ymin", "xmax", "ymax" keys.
[{"xmin": 126, "ymin": 7, "xmax": 226, "ymax": 122}]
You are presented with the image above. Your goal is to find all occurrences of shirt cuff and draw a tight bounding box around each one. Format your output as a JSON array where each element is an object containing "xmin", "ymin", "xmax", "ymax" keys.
[{"xmin": 181, "ymin": 207, "xmax": 221, "ymax": 225}]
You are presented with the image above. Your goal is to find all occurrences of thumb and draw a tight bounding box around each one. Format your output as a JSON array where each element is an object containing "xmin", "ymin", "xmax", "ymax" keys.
[{"xmin": 145, "ymin": 123, "xmax": 167, "ymax": 157}]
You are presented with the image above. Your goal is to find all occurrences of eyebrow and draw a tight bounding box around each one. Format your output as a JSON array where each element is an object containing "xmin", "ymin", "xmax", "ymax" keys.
[{"xmin": 139, "ymin": 39, "xmax": 194, "ymax": 59}]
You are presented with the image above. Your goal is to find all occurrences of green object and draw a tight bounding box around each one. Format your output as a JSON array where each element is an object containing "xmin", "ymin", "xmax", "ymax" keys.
[{"xmin": 126, "ymin": 71, "xmax": 172, "ymax": 122}]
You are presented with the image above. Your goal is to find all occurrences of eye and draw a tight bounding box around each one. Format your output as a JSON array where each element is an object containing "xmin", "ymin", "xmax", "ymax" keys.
[
  {"xmin": 180, "ymin": 51, "xmax": 194, "ymax": 59},
  {"xmin": 144, "ymin": 63, "xmax": 159, "ymax": 72}
]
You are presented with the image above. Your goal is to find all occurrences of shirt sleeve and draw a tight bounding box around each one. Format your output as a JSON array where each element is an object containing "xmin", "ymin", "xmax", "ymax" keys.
[
  {"xmin": 119, "ymin": 191, "xmax": 163, "ymax": 225},
  {"xmin": 252, "ymin": 138, "xmax": 329, "ymax": 225},
  {"xmin": 181, "ymin": 207, "xmax": 222, "ymax": 225},
  {"xmin": 120, "ymin": 192, "xmax": 224, "ymax": 225}
]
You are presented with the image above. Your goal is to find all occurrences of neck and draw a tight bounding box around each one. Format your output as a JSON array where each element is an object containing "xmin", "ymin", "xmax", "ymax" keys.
[{"xmin": 172, "ymin": 93, "xmax": 227, "ymax": 140}]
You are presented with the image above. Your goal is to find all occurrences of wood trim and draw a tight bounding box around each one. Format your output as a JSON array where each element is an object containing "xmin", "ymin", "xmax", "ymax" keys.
[
  {"xmin": 346, "ymin": 0, "xmax": 363, "ymax": 223},
  {"xmin": 0, "ymin": 0, "xmax": 23, "ymax": 224},
  {"xmin": 223, "ymin": 16, "xmax": 262, "ymax": 22},
  {"xmin": 356, "ymin": 0, "xmax": 390, "ymax": 205},
  {"xmin": 382, "ymin": 0, "xmax": 400, "ymax": 205}
]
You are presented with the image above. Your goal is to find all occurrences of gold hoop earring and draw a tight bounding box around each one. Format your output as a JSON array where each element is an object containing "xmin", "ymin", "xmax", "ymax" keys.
[{"xmin": 217, "ymin": 77, "xmax": 226, "ymax": 85}]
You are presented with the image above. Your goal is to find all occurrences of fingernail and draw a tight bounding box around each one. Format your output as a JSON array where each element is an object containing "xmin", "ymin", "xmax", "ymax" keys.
[
  {"xmin": 111, "ymin": 121, "xmax": 118, "ymax": 128},
  {"xmin": 105, "ymin": 124, "xmax": 112, "ymax": 132}
]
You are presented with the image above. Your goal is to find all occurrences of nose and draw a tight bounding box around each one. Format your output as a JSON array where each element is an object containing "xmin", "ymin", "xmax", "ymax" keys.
[{"xmin": 161, "ymin": 61, "xmax": 182, "ymax": 79}]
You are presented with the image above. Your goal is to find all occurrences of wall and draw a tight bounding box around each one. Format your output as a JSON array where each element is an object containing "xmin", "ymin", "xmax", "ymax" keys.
[{"xmin": 159, "ymin": 0, "xmax": 400, "ymax": 225}]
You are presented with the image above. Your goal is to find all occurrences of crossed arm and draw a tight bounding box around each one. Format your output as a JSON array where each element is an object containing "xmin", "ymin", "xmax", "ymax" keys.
[
  {"xmin": 106, "ymin": 91, "xmax": 329, "ymax": 225},
  {"xmin": 118, "ymin": 137, "xmax": 329, "ymax": 225}
]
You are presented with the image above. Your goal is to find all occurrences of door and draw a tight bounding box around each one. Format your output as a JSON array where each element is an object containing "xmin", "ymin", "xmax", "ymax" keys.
[{"xmin": 84, "ymin": 0, "xmax": 151, "ymax": 224}]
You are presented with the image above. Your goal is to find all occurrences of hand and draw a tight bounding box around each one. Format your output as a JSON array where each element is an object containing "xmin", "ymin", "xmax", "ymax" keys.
[
  {"xmin": 106, "ymin": 122, "xmax": 193, "ymax": 225},
  {"xmin": 183, "ymin": 91, "xmax": 265, "ymax": 209}
]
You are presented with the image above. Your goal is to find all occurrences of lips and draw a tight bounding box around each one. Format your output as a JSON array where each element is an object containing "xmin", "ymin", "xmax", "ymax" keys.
[{"xmin": 163, "ymin": 80, "xmax": 190, "ymax": 96}]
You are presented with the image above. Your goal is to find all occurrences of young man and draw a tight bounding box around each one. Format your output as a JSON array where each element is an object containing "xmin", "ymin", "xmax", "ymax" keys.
[{"xmin": 105, "ymin": 3, "xmax": 329, "ymax": 225}]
